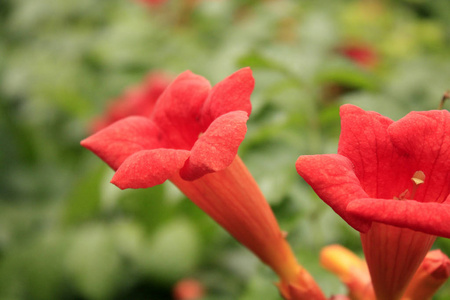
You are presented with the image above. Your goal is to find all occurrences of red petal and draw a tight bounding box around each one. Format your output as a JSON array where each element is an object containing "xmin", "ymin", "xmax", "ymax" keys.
[
  {"xmin": 337, "ymin": 104, "xmax": 407, "ymax": 199},
  {"xmin": 151, "ymin": 71, "xmax": 211, "ymax": 149},
  {"xmin": 180, "ymin": 111, "xmax": 248, "ymax": 181},
  {"xmin": 111, "ymin": 149, "xmax": 190, "ymax": 189},
  {"xmin": 388, "ymin": 110, "xmax": 450, "ymax": 204},
  {"xmin": 295, "ymin": 154, "xmax": 371, "ymax": 232},
  {"xmin": 200, "ymin": 67, "xmax": 254, "ymax": 129},
  {"xmin": 81, "ymin": 116, "xmax": 162, "ymax": 170},
  {"xmin": 347, "ymin": 198, "xmax": 450, "ymax": 238}
]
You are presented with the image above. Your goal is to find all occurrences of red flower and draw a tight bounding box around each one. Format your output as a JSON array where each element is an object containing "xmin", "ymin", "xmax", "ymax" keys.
[
  {"xmin": 91, "ymin": 72, "xmax": 171, "ymax": 132},
  {"xmin": 296, "ymin": 105, "xmax": 450, "ymax": 300},
  {"xmin": 338, "ymin": 43, "xmax": 378, "ymax": 69},
  {"xmin": 83, "ymin": 68, "xmax": 252, "ymax": 181},
  {"xmin": 137, "ymin": 0, "xmax": 167, "ymax": 7},
  {"xmin": 82, "ymin": 68, "xmax": 325, "ymax": 300},
  {"xmin": 173, "ymin": 278, "xmax": 205, "ymax": 300}
]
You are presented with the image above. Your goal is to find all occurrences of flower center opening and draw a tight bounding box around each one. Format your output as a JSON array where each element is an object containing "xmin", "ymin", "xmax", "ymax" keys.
[{"xmin": 394, "ymin": 171, "xmax": 426, "ymax": 200}]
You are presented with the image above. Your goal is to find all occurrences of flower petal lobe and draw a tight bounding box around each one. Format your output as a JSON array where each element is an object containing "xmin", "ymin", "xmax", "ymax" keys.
[
  {"xmin": 152, "ymin": 71, "xmax": 211, "ymax": 148},
  {"xmin": 296, "ymin": 154, "xmax": 371, "ymax": 232},
  {"xmin": 338, "ymin": 104, "xmax": 403, "ymax": 199},
  {"xmin": 347, "ymin": 198, "xmax": 450, "ymax": 238},
  {"xmin": 111, "ymin": 149, "xmax": 190, "ymax": 189},
  {"xmin": 180, "ymin": 111, "xmax": 248, "ymax": 181},
  {"xmin": 80, "ymin": 116, "xmax": 162, "ymax": 170},
  {"xmin": 388, "ymin": 110, "xmax": 450, "ymax": 204},
  {"xmin": 201, "ymin": 67, "xmax": 254, "ymax": 129}
]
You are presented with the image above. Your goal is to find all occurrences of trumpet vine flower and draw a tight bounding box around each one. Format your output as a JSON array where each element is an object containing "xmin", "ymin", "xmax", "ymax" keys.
[
  {"xmin": 296, "ymin": 104, "xmax": 450, "ymax": 300},
  {"xmin": 82, "ymin": 68, "xmax": 325, "ymax": 300}
]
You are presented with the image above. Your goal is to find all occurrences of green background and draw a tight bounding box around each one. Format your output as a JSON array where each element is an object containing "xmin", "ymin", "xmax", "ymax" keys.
[{"xmin": 1, "ymin": 0, "xmax": 449, "ymax": 299}]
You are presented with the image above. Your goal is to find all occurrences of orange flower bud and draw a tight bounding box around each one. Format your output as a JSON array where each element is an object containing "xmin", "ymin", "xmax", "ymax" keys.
[
  {"xmin": 402, "ymin": 249, "xmax": 450, "ymax": 300},
  {"xmin": 320, "ymin": 245, "xmax": 375, "ymax": 300}
]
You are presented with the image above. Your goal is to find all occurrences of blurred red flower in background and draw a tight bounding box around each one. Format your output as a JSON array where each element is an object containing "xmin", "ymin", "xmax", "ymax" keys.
[
  {"xmin": 137, "ymin": 0, "xmax": 167, "ymax": 7},
  {"xmin": 173, "ymin": 279, "xmax": 205, "ymax": 300},
  {"xmin": 338, "ymin": 42, "xmax": 378, "ymax": 69},
  {"xmin": 91, "ymin": 71, "xmax": 172, "ymax": 132}
]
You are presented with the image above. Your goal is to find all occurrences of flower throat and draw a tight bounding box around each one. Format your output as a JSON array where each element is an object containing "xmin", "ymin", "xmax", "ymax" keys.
[{"xmin": 394, "ymin": 171, "xmax": 426, "ymax": 200}]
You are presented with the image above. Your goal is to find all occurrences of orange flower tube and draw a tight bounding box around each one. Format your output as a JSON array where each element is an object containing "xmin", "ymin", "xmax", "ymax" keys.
[{"xmin": 169, "ymin": 156, "xmax": 324, "ymax": 299}]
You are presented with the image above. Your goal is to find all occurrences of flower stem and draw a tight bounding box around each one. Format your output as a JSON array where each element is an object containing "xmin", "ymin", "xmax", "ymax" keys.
[{"xmin": 438, "ymin": 90, "xmax": 450, "ymax": 110}]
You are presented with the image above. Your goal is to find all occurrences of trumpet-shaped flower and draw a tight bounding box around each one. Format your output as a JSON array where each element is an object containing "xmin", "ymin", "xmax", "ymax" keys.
[
  {"xmin": 296, "ymin": 104, "xmax": 450, "ymax": 300},
  {"xmin": 82, "ymin": 68, "xmax": 325, "ymax": 300}
]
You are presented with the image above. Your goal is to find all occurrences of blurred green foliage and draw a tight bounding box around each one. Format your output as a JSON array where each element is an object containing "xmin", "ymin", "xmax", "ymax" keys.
[{"xmin": 0, "ymin": 0, "xmax": 449, "ymax": 299}]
